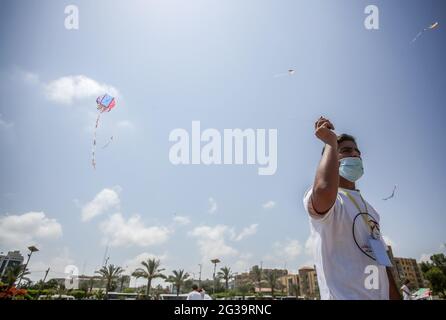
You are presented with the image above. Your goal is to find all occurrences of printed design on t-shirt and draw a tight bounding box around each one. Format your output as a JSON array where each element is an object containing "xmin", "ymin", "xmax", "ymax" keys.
[{"xmin": 352, "ymin": 212, "xmax": 381, "ymax": 261}]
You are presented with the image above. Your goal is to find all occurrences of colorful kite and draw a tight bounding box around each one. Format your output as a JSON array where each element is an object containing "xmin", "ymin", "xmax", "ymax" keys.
[
  {"xmin": 92, "ymin": 94, "xmax": 116, "ymax": 169},
  {"xmin": 411, "ymin": 22, "xmax": 439, "ymax": 43}
]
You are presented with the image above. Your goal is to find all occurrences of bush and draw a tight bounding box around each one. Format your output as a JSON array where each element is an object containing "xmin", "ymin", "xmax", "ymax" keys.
[
  {"xmin": 26, "ymin": 289, "xmax": 40, "ymax": 299},
  {"xmin": 69, "ymin": 290, "xmax": 87, "ymax": 300}
]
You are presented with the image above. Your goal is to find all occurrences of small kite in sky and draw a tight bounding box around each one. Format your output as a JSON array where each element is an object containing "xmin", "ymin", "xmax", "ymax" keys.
[
  {"xmin": 92, "ymin": 94, "xmax": 116, "ymax": 169},
  {"xmin": 382, "ymin": 185, "xmax": 397, "ymax": 201},
  {"xmin": 102, "ymin": 136, "xmax": 114, "ymax": 149},
  {"xmin": 274, "ymin": 69, "xmax": 295, "ymax": 78},
  {"xmin": 411, "ymin": 22, "xmax": 439, "ymax": 43}
]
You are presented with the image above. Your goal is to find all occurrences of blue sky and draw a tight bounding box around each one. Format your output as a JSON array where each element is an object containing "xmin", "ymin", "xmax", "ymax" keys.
[{"xmin": 1, "ymin": 0, "xmax": 445, "ymax": 285}]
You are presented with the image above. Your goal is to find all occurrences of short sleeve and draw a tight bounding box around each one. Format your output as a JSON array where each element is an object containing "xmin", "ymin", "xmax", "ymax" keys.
[{"xmin": 303, "ymin": 187, "xmax": 342, "ymax": 222}]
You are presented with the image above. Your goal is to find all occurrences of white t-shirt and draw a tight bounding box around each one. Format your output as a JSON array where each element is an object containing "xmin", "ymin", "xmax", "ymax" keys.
[
  {"xmin": 303, "ymin": 187, "xmax": 389, "ymax": 300},
  {"xmin": 186, "ymin": 290, "xmax": 203, "ymax": 300},
  {"xmin": 401, "ymin": 285, "xmax": 412, "ymax": 300}
]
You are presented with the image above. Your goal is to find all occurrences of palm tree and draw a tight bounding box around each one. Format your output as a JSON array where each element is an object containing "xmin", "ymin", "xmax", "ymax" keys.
[
  {"xmin": 95, "ymin": 264, "xmax": 124, "ymax": 298},
  {"xmin": 167, "ymin": 269, "xmax": 189, "ymax": 296},
  {"xmin": 132, "ymin": 258, "xmax": 166, "ymax": 298},
  {"xmin": 290, "ymin": 283, "xmax": 300, "ymax": 298},
  {"xmin": 238, "ymin": 282, "xmax": 252, "ymax": 300},
  {"xmin": 2, "ymin": 264, "xmax": 30, "ymax": 288},
  {"xmin": 217, "ymin": 266, "xmax": 233, "ymax": 291},
  {"xmin": 251, "ymin": 265, "xmax": 263, "ymax": 294},
  {"xmin": 265, "ymin": 270, "xmax": 280, "ymax": 298}
]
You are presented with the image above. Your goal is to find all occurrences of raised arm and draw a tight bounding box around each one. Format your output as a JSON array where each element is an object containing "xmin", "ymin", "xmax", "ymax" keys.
[{"xmin": 311, "ymin": 117, "xmax": 339, "ymax": 215}]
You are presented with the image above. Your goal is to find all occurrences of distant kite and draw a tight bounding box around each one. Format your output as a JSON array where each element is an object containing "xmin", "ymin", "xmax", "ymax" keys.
[
  {"xmin": 274, "ymin": 69, "xmax": 295, "ymax": 78},
  {"xmin": 411, "ymin": 22, "xmax": 439, "ymax": 43},
  {"xmin": 383, "ymin": 185, "xmax": 397, "ymax": 201},
  {"xmin": 92, "ymin": 94, "xmax": 116, "ymax": 169},
  {"xmin": 102, "ymin": 136, "xmax": 114, "ymax": 149}
]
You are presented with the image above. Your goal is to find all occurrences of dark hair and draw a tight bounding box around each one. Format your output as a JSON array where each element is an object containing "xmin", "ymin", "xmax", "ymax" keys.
[
  {"xmin": 321, "ymin": 133, "xmax": 357, "ymax": 155},
  {"xmin": 192, "ymin": 284, "xmax": 198, "ymax": 290},
  {"xmin": 404, "ymin": 279, "xmax": 410, "ymax": 285}
]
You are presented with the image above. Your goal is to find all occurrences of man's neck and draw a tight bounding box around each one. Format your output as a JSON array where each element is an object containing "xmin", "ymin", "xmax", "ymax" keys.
[{"xmin": 339, "ymin": 177, "xmax": 356, "ymax": 190}]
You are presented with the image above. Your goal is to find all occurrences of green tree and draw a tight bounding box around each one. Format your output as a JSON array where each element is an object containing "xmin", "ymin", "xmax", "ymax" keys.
[
  {"xmin": 424, "ymin": 267, "xmax": 446, "ymax": 297},
  {"xmin": 250, "ymin": 265, "xmax": 263, "ymax": 294},
  {"xmin": 264, "ymin": 270, "xmax": 281, "ymax": 298},
  {"xmin": 123, "ymin": 287, "xmax": 135, "ymax": 293},
  {"xmin": 217, "ymin": 266, "xmax": 233, "ymax": 291},
  {"xmin": 290, "ymin": 283, "xmax": 300, "ymax": 298},
  {"xmin": 420, "ymin": 253, "xmax": 446, "ymax": 297},
  {"xmin": 167, "ymin": 269, "xmax": 189, "ymax": 296},
  {"xmin": 132, "ymin": 258, "xmax": 166, "ymax": 298},
  {"xmin": 237, "ymin": 281, "xmax": 253, "ymax": 299},
  {"xmin": 95, "ymin": 264, "xmax": 124, "ymax": 298},
  {"xmin": 430, "ymin": 254, "xmax": 446, "ymax": 274},
  {"xmin": 1, "ymin": 264, "xmax": 30, "ymax": 288}
]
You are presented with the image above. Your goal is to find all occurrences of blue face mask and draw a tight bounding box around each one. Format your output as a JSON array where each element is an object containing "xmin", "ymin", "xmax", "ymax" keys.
[{"xmin": 339, "ymin": 157, "xmax": 364, "ymax": 182}]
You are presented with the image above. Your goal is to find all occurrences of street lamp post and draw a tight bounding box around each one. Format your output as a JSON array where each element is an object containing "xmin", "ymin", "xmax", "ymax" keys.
[
  {"xmin": 198, "ymin": 264, "xmax": 202, "ymax": 288},
  {"xmin": 17, "ymin": 246, "xmax": 39, "ymax": 287},
  {"xmin": 211, "ymin": 258, "xmax": 220, "ymax": 295}
]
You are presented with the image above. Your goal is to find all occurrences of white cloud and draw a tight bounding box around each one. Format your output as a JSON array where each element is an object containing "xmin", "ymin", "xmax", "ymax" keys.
[
  {"xmin": 231, "ymin": 224, "xmax": 258, "ymax": 241},
  {"xmin": 233, "ymin": 253, "xmax": 253, "ymax": 273},
  {"xmin": 305, "ymin": 234, "xmax": 317, "ymax": 256},
  {"xmin": 419, "ymin": 253, "xmax": 433, "ymax": 263},
  {"xmin": 282, "ymin": 240, "xmax": 302, "ymax": 259},
  {"xmin": 100, "ymin": 213, "xmax": 171, "ymax": 247},
  {"xmin": 272, "ymin": 239, "xmax": 303, "ymax": 260},
  {"xmin": 262, "ymin": 201, "xmax": 276, "ymax": 209},
  {"xmin": 173, "ymin": 215, "xmax": 191, "ymax": 225},
  {"xmin": 0, "ymin": 211, "xmax": 62, "ymax": 249},
  {"xmin": 382, "ymin": 235, "xmax": 396, "ymax": 248},
  {"xmin": 31, "ymin": 247, "xmax": 75, "ymax": 281},
  {"xmin": 208, "ymin": 197, "xmax": 217, "ymax": 214},
  {"xmin": 0, "ymin": 114, "xmax": 14, "ymax": 129},
  {"xmin": 420, "ymin": 253, "xmax": 432, "ymax": 263},
  {"xmin": 189, "ymin": 225, "xmax": 237, "ymax": 261},
  {"xmin": 81, "ymin": 187, "xmax": 120, "ymax": 222},
  {"xmin": 124, "ymin": 252, "xmax": 168, "ymax": 274},
  {"xmin": 44, "ymin": 75, "xmax": 119, "ymax": 105}
]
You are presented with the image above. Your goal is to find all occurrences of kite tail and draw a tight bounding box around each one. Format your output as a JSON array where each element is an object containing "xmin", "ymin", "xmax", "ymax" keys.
[
  {"xmin": 92, "ymin": 112, "xmax": 101, "ymax": 169},
  {"xmin": 411, "ymin": 31, "xmax": 423, "ymax": 43}
]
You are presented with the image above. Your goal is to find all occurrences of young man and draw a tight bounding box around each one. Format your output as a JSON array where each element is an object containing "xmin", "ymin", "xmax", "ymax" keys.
[
  {"xmin": 303, "ymin": 117, "xmax": 400, "ymax": 300},
  {"xmin": 199, "ymin": 288, "xmax": 213, "ymax": 300},
  {"xmin": 186, "ymin": 284, "xmax": 203, "ymax": 300}
]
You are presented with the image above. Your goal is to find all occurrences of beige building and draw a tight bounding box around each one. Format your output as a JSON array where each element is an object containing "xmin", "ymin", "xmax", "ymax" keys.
[
  {"xmin": 387, "ymin": 246, "xmax": 425, "ymax": 289},
  {"xmin": 279, "ymin": 274, "xmax": 300, "ymax": 296},
  {"xmin": 298, "ymin": 266, "xmax": 319, "ymax": 299},
  {"xmin": 393, "ymin": 258, "xmax": 424, "ymax": 289}
]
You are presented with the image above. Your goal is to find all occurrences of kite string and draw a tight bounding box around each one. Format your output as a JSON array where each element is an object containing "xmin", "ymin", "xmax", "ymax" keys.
[{"xmin": 92, "ymin": 112, "xmax": 102, "ymax": 169}]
